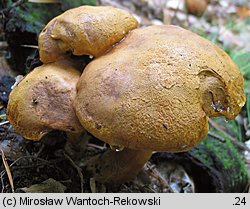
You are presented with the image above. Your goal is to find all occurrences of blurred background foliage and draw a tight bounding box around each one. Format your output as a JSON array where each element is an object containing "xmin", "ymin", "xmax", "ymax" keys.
[{"xmin": 2, "ymin": 0, "xmax": 97, "ymax": 35}]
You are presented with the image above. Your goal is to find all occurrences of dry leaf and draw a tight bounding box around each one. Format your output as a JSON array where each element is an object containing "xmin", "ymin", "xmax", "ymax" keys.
[
  {"xmin": 237, "ymin": 6, "xmax": 250, "ymax": 19},
  {"xmin": 20, "ymin": 178, "xmax": 66, "ymax": 193}
]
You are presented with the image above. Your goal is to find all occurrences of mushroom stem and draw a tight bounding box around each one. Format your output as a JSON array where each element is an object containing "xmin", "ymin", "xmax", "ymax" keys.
[
  {"xmin": 64, "ymin": 131, "xmax": 91, "ymax": 159},
  {"xmin": 66, "ymin": 131, "xmax": 87, "ymax": 151},
  {"xmin": 85, "ymin": 148, "xmax": 152, "ymax": 184}
]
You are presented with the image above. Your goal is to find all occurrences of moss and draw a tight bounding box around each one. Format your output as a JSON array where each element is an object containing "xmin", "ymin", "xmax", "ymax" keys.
[
  {"xmin": 189, "ymin": 136, "xmax": 249, "ymax": 192},
  {"xmin": 5, "ymin": 0, "xmax": 97, "ymax": 35}
]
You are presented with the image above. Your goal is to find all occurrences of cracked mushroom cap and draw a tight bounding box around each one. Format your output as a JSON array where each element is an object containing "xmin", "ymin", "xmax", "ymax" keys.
[
  {"xmin": 74, "ymin": 25, "xmax": 245, "ymax": 152},
  {"xmin": 39, "ymin": 6, "xmax": 138, "ymax": 63},
  {"xmin": 7, "ymin": 60, "xmax": 83, "ymax": 140}
]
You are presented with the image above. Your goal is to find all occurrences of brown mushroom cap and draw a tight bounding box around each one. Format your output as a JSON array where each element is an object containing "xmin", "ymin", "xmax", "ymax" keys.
[
  {"xmin": 7, "ymin": 60, "xmax": 83, "ymax": 140},
  {"xmin": 75, "ymin": 25, "xmax": 245, "ymax": 152},
  {"xmin": 39, "ymin": 6, "xmax": 138, "ymax": 63}
]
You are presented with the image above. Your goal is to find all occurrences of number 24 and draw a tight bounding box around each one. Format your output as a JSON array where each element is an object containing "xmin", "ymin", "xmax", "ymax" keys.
[{"xmin": 234, "ymin": 197, "xmax": 246, "ymax": 206}]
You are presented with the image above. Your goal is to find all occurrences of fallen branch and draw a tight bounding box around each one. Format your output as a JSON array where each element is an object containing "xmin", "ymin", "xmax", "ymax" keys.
[{"xmin": 144, "ymin": 161, "xmax": 172, "ymax": 192}]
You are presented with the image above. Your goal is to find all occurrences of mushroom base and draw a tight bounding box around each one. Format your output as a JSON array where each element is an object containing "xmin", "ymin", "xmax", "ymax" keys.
[{"xmin": 84, "ymin": 148, "xmax": 152, "ymax": 184}]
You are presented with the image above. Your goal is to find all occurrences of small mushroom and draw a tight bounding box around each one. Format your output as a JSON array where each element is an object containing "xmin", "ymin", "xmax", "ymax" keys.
[
  {"xmin": 75, "ymin": 25, "xmax": 245, "ymax": 152},
  {"xmin": 39, "ymin": 6, "xmax": 138, "ymax": 63},
  {"xmin": 185, "ymin": 0, "xmax": 209, "ymax": 17},
  {"xmin": 7, "ymin": 60, "xmax": 84, "ymax": 140}
]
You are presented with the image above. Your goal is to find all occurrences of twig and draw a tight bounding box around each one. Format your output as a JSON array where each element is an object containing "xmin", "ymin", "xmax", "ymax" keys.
[
  {"xmin": 0, "ymin": 156, "xmax": 64, "ymax": 177},
  {"xmin": 0, "ymin": 121, "xmax": 9, "ymax": 126},
  {"xmin": 87, "ymin": 143, "xmax": 106, "ymax": 150},
  {"xmin": 2, "ymin": 156, "xmax": 51, "ymax": 173},
  {"xmin": 120, "ymin": 184, "xmax": 133, "ymax": 192},
  {"xmin": 144, "ymin": 162, "xmax": 173, "ymax": 192},
  {"xmin": 1, "ymin": 173, "xmax": 5, "ymax": 193},
  {"xmin": 11, "ymin": 162, "xmax": 58, "ymax": 170},
  {"xmin": 63, "ymin": 152, "xmax": 84, "ymax": 193},
  {"xmin": 34, "ymin": 144, "xmax": 45, "ymax": 158},
  {"xmin": 208, "ymin": 132, "xmax": 226, "ymax": 143},
  {"xmin": 1, "ymin": 150, "xmax": 14, "ymax": 193},
  {"xmin": 209, "ymin": 119, "xmax": 250, "ymax": 152},
  {"xmin": 20, "ymin": 44, "xmax": 38, "ymax": 49}
]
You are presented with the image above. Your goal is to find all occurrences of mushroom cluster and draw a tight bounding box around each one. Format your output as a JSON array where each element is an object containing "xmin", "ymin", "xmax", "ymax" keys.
[{"xmin": 7, "ymin": 6, "xmax": 245, "ymax": 184}]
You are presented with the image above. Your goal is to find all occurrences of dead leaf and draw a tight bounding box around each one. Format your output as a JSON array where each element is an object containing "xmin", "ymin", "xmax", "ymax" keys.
[
  {"xmin": 20, "ymin": 178, "xmax": 66, "ymax": 193},
  {"xmin": 237, "ymin": 6, "xmax": 250, "ymax": 19},
  {"xmin": 90, "ymin": 177, "xmax": 96, "ymax": 193}
]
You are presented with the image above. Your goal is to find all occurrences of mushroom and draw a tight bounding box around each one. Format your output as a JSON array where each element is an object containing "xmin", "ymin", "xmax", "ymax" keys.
[
  {"xmin": 185, "ymin": 0, "xmax": 209, "ymax": 17},
  {"xmin": 7, "ymin": 59, "xmax": 84, "ymax": 140},
  {"xmin": 7, "ymin": 5, "xmax": 142, "ymax": 184},
  {"xmin": 39, "ymin": 6, "xmax": 138, "ymax": 63},
  {"xmin": 7, "ymin": 5, "xmax": 245, "ymax": 185},
  {"xmin": 75, "ymin": 25, "xmax": 245, "ymax": 182}
]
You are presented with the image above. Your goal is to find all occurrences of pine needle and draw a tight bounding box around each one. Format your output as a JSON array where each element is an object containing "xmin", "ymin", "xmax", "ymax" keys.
[
  {"xmin": 1, "ymin": 150, "xmax": 15, "ymax": 193},
  {"xmin": 20, "ymin": 44, "xmax": 38, "ymax": 49}
]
